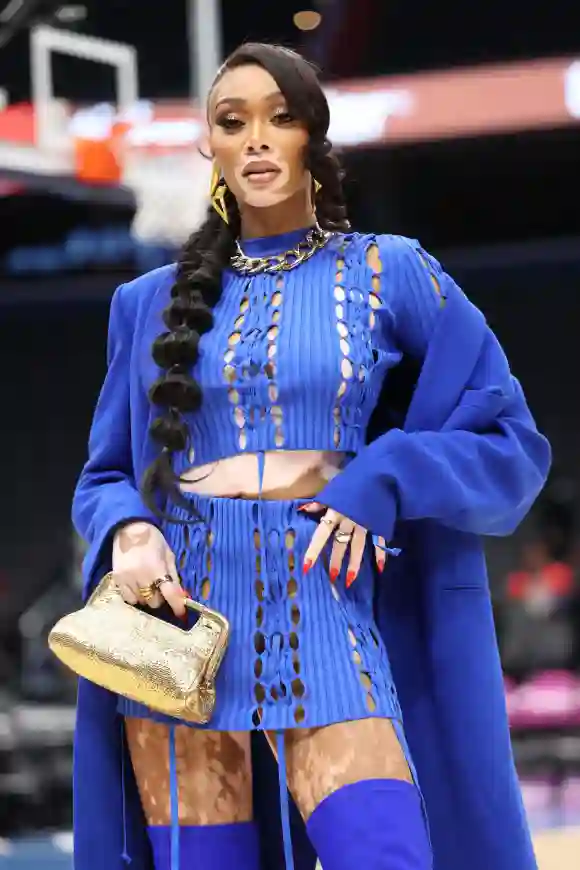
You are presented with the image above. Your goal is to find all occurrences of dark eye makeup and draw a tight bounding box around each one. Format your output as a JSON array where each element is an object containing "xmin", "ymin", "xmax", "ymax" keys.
[
  {"xmin": 272, "ymin": 110, "xmax": 295, "ymax": 125},
  {"xmin": 214, "ymin": 107, "xmax": 296, "ymax": 131},
  {"xmin": 215, "ymin": 114, "xmax": 241, "ymax": 130}
]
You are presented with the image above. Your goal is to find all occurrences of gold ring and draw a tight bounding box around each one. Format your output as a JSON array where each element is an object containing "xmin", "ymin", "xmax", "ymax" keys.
[
  {"xmin": 334, "ymin": 532, "xmax": 352, "ymax": 545},
  {"xmin": 139, "ymin": 585, "xmax": 155, "ymax": 600},
  {"xmin": 320, "ymin": 517, "xmax": 335, "ymax": 525}
]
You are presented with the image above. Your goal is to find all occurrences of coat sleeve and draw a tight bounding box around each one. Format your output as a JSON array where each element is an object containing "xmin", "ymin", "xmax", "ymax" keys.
[
  {"xmin": 317, "ymin": 237, "xmax": 551, "ymax": 540},
  {"xmin": 72, "ymin": 284, "xmax": 160, "ymax": 592}
]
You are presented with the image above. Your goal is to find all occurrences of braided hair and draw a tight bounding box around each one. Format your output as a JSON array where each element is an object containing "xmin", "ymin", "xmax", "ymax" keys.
[{"xmin": 141, "ymin": 43, "xmax": 351, "ymax": 515}]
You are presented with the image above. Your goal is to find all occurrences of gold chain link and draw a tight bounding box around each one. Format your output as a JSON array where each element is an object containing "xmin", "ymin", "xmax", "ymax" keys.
[{"xmin": 230, "ymin": 225, "xmax": 333, "ymax": 275}]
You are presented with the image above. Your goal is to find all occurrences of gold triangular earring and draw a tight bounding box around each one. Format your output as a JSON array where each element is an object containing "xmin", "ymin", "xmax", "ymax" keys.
[
  {"xmin": 210, "ymin": 164, "xmax": 229, "ymax": 224},
  {"xmin": 313, "ymin": 178, "xmax": 322, "ymax": 195}
]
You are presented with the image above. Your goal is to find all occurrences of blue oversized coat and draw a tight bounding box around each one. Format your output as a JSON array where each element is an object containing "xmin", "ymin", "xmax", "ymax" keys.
[{"xmin": 72, "ymin": 259, "xmax": 550, "ymax": 870}]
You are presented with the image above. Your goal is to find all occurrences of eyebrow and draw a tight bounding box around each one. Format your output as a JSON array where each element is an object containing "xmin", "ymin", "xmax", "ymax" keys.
[{"xmin": 213, "ymin": 90, "xmax": 285, "ymax": 112}]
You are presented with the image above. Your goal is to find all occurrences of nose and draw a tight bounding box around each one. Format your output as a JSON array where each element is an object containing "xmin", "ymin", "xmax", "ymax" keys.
[{"xmin": 245, "ymin": 118, "xmax": 271, "ymax": 154}]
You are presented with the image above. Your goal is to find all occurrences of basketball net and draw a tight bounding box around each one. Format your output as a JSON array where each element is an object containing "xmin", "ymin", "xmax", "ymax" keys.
[{"xmin": 121, "ymin": 142, "xmax": 213, "ymax": 247}]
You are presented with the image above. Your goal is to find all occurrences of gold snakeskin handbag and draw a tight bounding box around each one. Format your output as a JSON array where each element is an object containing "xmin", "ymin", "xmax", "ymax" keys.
[{"xmin": 48, "ymin": 572, "xmax": 230, "ymax": 725}]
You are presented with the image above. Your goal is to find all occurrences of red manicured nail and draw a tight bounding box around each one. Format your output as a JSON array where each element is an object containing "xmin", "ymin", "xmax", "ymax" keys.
[
  {"xmin": 346, "ymin": 571, "xmax": 357, "ymax": 588},
  {"xmin": 303, "ymin": 559, "xmax": 313, "ymax": 575},
  {"xmin": 329, "ymin": 567, "xmax": 339, "ymax": 583},
  {"xmin": 377, "ymin": 560, "xmax": 385, "ymax": 573}
]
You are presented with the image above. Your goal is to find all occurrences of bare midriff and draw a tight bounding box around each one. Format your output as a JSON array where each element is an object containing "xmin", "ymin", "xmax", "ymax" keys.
[{"xmin": 179, "ymin": 451, "xmax": 348, "ymax": 500}]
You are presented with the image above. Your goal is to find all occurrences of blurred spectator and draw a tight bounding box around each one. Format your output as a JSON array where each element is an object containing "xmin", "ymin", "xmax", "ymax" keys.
[{"xmin": 499, "ymin": 538, "xmax": 580, "ymax": 679}]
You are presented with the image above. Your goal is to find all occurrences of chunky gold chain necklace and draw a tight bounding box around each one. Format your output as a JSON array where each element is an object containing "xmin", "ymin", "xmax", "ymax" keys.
[{"xmin": 230, "ymin": 224, "xmax": 333, "ymax": 275}]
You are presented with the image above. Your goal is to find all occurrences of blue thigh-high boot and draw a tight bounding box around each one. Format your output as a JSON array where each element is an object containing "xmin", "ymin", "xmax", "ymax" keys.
[
  {"xmin": 306, "ymin": 779, "xmax": 432, "ymax": 870},
  {"xmin": 145, "ymin": 727, "xmax": 261, "ymax": 870},
  {"xmin": 147, "ymin": 821, "xmax": 261, "ymax": 870}
]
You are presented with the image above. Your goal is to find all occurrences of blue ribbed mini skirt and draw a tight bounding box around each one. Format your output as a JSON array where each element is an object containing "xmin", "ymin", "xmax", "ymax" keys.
[{"xmin": 117, "ymin": 492, "xmax": 403, "ymax": 733}]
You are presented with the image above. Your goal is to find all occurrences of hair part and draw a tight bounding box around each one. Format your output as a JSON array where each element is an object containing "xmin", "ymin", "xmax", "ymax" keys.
[{"xmin": 141, "ymin": 42, "xmax": 351, "ymax": 517}]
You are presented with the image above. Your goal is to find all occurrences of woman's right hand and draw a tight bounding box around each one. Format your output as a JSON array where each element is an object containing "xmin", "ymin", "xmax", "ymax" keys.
[{"xmin": 112, "ymin": 521, "xmax": 187, "ymax": 617}]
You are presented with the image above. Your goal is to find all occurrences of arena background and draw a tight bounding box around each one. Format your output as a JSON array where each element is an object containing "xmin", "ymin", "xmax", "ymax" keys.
[{"xmin": 0, "ymin": 1, "xmax": 579, "ymax": 867}]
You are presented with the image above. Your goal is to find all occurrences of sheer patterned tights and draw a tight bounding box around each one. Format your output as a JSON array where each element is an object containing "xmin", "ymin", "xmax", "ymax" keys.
[{"xmin": 125, "ymin": 716, "xmax": 412, "ymax": 825}]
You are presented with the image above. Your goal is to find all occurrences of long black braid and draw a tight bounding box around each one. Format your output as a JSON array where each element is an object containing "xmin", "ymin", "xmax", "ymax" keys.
[{"xmin": 141, "ymin": 43, "xmax": 351, "ymax": 516}]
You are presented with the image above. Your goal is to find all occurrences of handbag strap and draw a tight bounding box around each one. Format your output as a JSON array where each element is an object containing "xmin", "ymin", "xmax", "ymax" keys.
[
  {"xmin": 184, "ymin": 598, "xmax": 229, "ymax": 682},
  {"xmin": 183, "ymin": 596, "xmax": 228, "ymax": 631}
]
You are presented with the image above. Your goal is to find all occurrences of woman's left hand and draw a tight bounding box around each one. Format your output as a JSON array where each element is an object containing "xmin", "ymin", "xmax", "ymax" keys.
[{"xmin": 300, "ymin": 502, "xmax": 386, "ymax": 588}]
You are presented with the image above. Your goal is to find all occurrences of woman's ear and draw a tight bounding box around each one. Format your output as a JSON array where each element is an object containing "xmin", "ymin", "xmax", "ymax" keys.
[{"xmin": 197, "ymin": 127, "xmax": 213, "ymax": 162}]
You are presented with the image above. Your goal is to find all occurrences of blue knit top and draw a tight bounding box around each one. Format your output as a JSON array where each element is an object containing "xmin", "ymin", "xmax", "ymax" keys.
[{"xmin": 174, "ymin": 229, "xmax": 445, "ymax": 474}]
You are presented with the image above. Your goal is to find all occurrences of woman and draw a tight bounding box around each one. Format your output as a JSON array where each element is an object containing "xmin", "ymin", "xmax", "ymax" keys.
[{"xmin": 72, "ymin": 43, "xmax": 551, "ymax": 870}]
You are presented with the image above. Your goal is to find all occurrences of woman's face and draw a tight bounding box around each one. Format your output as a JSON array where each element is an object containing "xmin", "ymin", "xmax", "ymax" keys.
[{"xmin": 208, "ymin": 64, "xmax": 311, "ymax": 210}]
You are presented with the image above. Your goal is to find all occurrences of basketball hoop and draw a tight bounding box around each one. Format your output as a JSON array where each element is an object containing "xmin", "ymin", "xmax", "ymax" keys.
[{"xmin": 27, "ymin": 25, "xmax": 213, "ymax": 246}]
